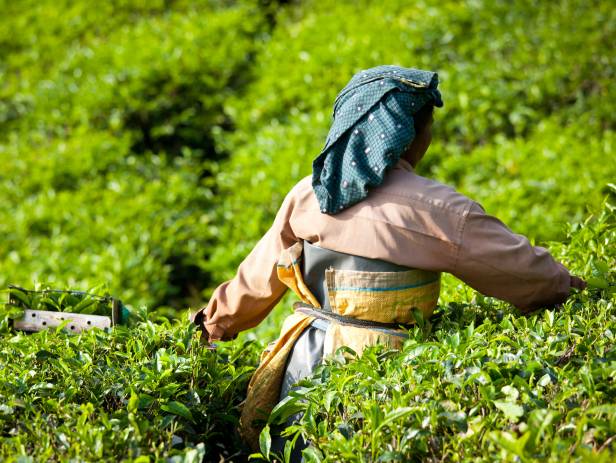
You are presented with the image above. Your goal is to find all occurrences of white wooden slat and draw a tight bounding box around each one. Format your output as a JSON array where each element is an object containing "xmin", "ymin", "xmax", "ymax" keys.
[{"xmin": 13, "ymin": 309, "xmax": 111, "ymax": 333}]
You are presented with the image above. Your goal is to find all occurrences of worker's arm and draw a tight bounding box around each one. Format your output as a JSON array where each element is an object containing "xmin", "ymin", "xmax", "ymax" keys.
[
  {"xmin": 193, "ymin": 190, "xmax": 299, "ymax": 341},
  {"xmin": 451, "ymin": 202, "xmax": 582, "ymax": 312}
]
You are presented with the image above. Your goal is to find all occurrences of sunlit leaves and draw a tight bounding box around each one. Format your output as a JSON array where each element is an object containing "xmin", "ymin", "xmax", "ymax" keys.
[{"xmin": 0, "ymin": 317, "xmax": 259, "ymax": 461}]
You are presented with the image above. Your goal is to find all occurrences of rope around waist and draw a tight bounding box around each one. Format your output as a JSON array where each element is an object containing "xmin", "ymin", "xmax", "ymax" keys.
[{"xmin": 293, "ymin": 302, "xmax": 411, "ymax": 339}]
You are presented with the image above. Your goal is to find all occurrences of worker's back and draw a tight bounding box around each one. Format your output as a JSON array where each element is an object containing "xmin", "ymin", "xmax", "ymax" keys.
[{"xmin": 287, "ymin": 159, "xmax": 473, "ymax": 273}]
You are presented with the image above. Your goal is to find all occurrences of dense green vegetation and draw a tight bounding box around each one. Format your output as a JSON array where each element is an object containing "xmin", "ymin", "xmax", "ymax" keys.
[
  {"xmin": 1, "ymin": 0, "xmax": 266, "ymax": 312},
  {"xmin": 0, "ymin": 311, "xmax": 259, "ymax": 461},
  {"xmin": 0, "ymin": 0, "xmax": 614, "ymax": 461}
]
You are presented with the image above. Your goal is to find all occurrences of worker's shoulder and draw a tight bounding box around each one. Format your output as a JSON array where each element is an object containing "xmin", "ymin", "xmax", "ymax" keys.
[
  {"xmin": 375, "ymin": 169, "xmax": 477, "ymax": 216},
  {"xmin": 285, "ymin": 172, "xmax": 480, "ymax": 217}
]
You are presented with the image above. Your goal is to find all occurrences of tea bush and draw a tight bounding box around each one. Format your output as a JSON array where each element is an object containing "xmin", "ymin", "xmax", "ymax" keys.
[
  {"xmin": 0, "ymin": 310, "xmax": 260, "ymax": 461},
  {"xmin": 0, "ymin": 0, "xmax": 265, "ymax": 311},
  {"xmin": 0, "ymin": 0, "xmax": 614, "ymax": 461}
]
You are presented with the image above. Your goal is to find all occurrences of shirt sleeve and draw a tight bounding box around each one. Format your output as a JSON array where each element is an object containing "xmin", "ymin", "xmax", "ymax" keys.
[
  {"xmin": 451, "ymin": 202, "xmax": 572, "ymax": 311},
  {"xmin": 197, "ymin": 190, "xmax": 299, "ymax": 341}
]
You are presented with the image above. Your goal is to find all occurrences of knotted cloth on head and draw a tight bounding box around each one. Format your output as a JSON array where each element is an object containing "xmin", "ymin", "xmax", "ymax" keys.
[{"xmin": 312, "ymin": 65, "xmax": 443, "ymax": 214}]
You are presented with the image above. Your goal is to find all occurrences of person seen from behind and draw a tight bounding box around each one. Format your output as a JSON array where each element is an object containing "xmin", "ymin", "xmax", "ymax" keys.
[{"xmin": 191, "ymin": 65, "xmax": 587, "ymax": 454}]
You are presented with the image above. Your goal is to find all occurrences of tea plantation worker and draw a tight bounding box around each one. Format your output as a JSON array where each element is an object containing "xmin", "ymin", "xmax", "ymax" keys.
[{"xmin": 191, "ymin": 65, "xmax": 586, "ymax": 451}]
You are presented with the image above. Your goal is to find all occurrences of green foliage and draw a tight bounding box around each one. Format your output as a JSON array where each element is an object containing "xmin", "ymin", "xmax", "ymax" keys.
[
  {"xmin": 0, "ymin": 0, "xmax": 266, "ymax": 310},
  {"xmin": 4, "ymin": 285, "xmax": 114, "ymax": 316},
  {"xmin": 0, "ymin": 0, "xmax": 614, "ymax": 461},
  {"xmin": 434, "ymin": 119, "xmax": 615, "ymax": 239},
  {"xmin": 0, "ymin": 316, "xmax": 259, "ymax": 461}
]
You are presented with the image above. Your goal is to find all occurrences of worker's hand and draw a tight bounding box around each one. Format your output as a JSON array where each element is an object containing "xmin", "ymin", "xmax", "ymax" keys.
[
  {"xmin": 519, "ymin": 275, "xmax": 587, "ymax": 316},
  {"xmin": 189, "ymin": 307, "xmax": 204, "ymax": 328},
  {"xmin": 570, "ymin": 275, "xmax": 587, "ymax": 291},
  {"xmin": 189, "ymin": 308, "xmax": 217, "ymax": 350}
]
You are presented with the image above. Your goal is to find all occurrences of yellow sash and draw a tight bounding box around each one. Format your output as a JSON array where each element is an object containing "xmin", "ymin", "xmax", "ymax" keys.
[{"xmin": 240, "ymin": 242, "xmax": 318, "ymax": 447}]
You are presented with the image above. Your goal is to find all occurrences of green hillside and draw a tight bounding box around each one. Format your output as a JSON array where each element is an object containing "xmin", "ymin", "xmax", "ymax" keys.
[{"xmin": 0, "ymin": 0, "xmax": 614, "ymax": 461}]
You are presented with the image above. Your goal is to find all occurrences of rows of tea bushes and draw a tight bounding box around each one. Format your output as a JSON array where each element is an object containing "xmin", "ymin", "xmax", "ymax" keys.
[
  {"xmin": 1, "ymin": 0, "xmax": 614, "ymax": 461},
  {"xmin": 1, "ymin": 0, "xmax": 613, "ymax": 307},
  {"xmin": 0, "ymin": 309, "xmax": 260, "ymax": 461},
  {"xmin": 0, "ymin": 0, "xmax": 266, "ymax": 312}
]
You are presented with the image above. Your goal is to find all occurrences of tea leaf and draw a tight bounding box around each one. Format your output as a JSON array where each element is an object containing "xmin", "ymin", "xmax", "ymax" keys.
[
  {"xmin": 161, "ymin": 401, "xmax": 193, "ymax": 422},
  {"xmin": 259, "ymin": 425, "xmax": 271, "ymax": 460},
  {"xmin": 494, "ymin": 401, "xmax": 525, "ymax": 421}
]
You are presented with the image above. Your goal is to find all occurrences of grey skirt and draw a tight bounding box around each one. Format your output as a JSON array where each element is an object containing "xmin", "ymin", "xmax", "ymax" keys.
[
  {"xmin": 278, "ymin": 318, "xmax": 329, "ymax": 401},
  {"xmin": 271, "ymin": 319, "xmax": 328, "ymax": 461}
]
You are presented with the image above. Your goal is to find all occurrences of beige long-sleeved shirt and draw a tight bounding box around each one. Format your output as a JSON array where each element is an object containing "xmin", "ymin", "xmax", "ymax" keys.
[{"xmin": 200, "ymin": 159, "xmax": 571, "ymax": 341}]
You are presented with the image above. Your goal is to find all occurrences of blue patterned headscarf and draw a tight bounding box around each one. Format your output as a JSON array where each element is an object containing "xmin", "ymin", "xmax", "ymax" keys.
[{"xmin": 312, "ymin": 65, "xmax": 443, "ymax": 214}]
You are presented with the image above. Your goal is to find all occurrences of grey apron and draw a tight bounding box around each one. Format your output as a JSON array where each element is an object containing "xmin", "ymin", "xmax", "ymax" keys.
[
  {"xmin": 272, "ymin": 242, "xmax": 412, "ymax": 459},
  {"xmin": 278, "ymin": 241, "xmax": 410, "ymax": 399}
]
